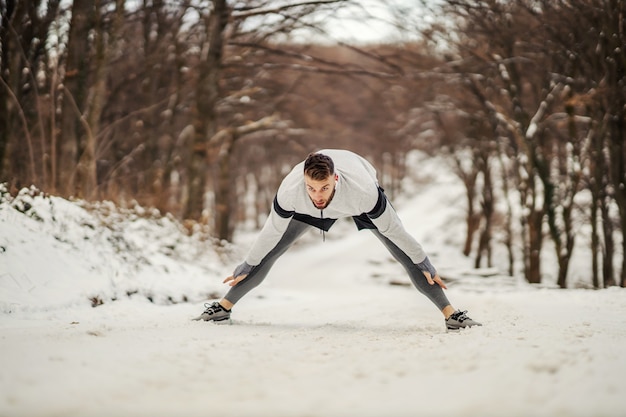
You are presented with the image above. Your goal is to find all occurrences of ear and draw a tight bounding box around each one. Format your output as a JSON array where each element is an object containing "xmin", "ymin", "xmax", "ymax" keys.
[{"xmin": 334, "ymin": 174, "xmax": 339, "ymax": 181}]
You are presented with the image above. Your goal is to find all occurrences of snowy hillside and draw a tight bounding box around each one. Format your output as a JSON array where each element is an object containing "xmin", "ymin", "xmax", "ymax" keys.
[
  {"xmin": 1, "ymin": 155, "xmax": 625, "ymax": 417},
  {"xmin": 0, "ymin": 184, "xmax": 233, "ymax": 313}
]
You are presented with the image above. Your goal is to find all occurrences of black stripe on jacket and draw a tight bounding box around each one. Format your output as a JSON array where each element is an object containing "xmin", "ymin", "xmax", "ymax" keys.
[
  {"xmin": 272, "ymin": 186, "xmax": 386, "ymax": 232},
  {"xmin": 352, "ymin": 186, "xmax": 387, "ymax": 230},
  {"xmin": 273, "ymin": 196, "xmax": 337, "ymax": 232}
]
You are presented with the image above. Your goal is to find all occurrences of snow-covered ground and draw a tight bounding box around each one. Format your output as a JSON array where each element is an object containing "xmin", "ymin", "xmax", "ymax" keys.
[{"xmin": 1, "ymin": 155, "xmax": 625, "ymax": 417}]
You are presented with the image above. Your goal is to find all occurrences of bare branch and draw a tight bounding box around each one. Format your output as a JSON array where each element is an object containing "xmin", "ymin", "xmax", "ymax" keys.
[
  {"xmin": 208, "ymin": 114, "xmax": 281, "ymax": 149},
  {"xmin": 231, "ymin": 0, "xmax": 350, "ymax": 19}
]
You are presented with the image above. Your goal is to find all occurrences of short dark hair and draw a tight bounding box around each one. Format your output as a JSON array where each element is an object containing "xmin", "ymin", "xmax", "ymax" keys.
[{"xmin": 304, "ymin": 152, "xmax": 334, "ymax": 181}]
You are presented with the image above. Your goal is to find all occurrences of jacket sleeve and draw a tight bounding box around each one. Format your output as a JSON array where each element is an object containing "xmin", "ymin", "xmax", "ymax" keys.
[
  {"xmin": 367, "ymin": 188, "xmax": 428, "ymax": 264},
  {"xmin": 244, "ymin": 195, "xmax": 293, "ymax": 266}
]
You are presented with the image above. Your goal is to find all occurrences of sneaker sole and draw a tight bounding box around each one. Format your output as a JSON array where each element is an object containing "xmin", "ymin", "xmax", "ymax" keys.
[
  {"xmin": 212, "ymin": 317, "xmax": 232, "ymax": 325},
  {"xmin": 446, "ymin": 324, "xmax": 481, "ymax": 332},
  {"xmin": 191, "ymin": 315, "xmax": 231, "ymax": 323}
]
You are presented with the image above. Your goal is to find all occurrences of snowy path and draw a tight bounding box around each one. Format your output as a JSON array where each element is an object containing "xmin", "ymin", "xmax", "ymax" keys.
[
  {"xmin": 2, "ymin": 227, "xmax": 626, "ymax": 417},
  {"xmin": 2, "ymin": 164, "xmax": 626, "ymax": 417}
]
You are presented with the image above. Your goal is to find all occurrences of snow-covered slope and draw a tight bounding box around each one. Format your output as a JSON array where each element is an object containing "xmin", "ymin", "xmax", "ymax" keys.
[{"xmin": 0, "ymin": 185, "xmax": 231, "ymax": 313}]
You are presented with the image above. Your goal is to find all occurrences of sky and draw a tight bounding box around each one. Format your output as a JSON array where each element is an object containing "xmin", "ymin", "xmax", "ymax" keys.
[{"xmin": 237, "ymin": 0, "xmax": 438, "ymax": 44}]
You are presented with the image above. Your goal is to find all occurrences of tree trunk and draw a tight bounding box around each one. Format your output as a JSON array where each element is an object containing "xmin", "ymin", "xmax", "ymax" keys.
[
  {"xmin": 590, "ymin": 199, "xmax": 600, "ymax": 288},
  {"xmin": 526, "ymin": 209, "xmax": 543, "ymax": 284},
  {"xmin": 588, "ymin": 126, "xmax": 605, "ymax": 288},
  {"xmin": 475, "ymin": 151, "xmax": 493, "ymax": 268},
  {"xmin": 0, "ymin": 0, "xmax": 57, "ymax": 187},
  {"xmin": 609, "ymin": 109, "xmax": 626, "ymax": 287},
  {"xmin": 610, "ymin": 134, "xmax": 626, "ymax": 286},
  {"xmin": 59, "ymin": 0, "xmax": 95, "ymax": 197},
  {"xmin": 185, "ymin": 0, "xmax": 229, "ymax": 221},
  {"xmin": 452, "ymin": 155, "xmax": 479, "ymax": 257},
  {"xmin": 215, "ymin": 136, "xmax": 234, "ymax": 241},
  {"xmin": 77, "ymin": 0, "xmax": 125, "ymax": 200},
  {"xmin": 0, "ymin": 0, "xmax": 19, "ymax": 181},
  {"xmin": 498, "ymin": 153, "xmax": 515, "ymax": 277},
  {"xmin": 600, "ymin": 197, "xmax": 616, "ymax": 287}
]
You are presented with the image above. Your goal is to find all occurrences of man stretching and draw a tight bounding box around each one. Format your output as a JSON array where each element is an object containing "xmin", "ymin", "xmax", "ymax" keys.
[{"xmin": 195, "ymin": 149, "xmax": 481, "ymax": 331}]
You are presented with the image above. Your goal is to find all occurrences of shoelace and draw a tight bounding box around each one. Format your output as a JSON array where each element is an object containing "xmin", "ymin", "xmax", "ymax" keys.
[
  {"xmin": 450, "ymin": 310, "xmax": 469, "ymax": 322},
  {"xmin": 203, "ymin": 302, "xmax": 222, "ymax": 315}
]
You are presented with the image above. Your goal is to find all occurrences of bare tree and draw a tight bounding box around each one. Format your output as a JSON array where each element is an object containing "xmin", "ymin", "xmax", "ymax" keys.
[
  {"xmin": 423, "ymin": 0, "xmax": 626, "ymax": 287},
  {"xmin": 0, "ymin": 0, "xmax": 61, "ymax": 189},
  {"xmin": 182, "ymin": 0, "xmax": 409, "ymax": 240},
  {"xmin": 525, "ymin": 0, "xmax": 625, "ymax": 286},
  {"xmin": 427, "ymin": 0, "xmax": 550, "ymax": 283}
]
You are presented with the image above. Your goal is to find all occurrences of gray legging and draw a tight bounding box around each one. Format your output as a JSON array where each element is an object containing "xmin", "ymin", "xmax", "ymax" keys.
[{"xmin": 224, "ymin": 219, "xmax": 451, "ymax": 311}]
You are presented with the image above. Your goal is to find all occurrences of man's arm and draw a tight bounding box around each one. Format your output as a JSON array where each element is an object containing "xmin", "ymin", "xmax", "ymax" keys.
[
  {"xmin": 366, "ymin": 188, "xmax": 427, "ymax": 263},
  {"xmin": 245, "ymin": 195, "xmax": 294, "ymax": 261},
  {"xmin": 224, "ymin": 195, "xmax": 293, "ymax": 286},
  {"xmin": 367, "ymin": 188, "xmax": 446, "ymax": 288}
]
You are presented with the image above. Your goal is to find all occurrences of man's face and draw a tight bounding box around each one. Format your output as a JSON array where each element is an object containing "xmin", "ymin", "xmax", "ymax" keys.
[{"xmin": 305, "ymin": 174, "xmax": 337, "ymax": 209}]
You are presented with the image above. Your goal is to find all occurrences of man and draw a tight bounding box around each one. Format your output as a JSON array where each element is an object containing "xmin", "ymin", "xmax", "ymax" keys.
[{"xmin": 195, "ymin": 149, "xmax": 481, "ymax": 331}]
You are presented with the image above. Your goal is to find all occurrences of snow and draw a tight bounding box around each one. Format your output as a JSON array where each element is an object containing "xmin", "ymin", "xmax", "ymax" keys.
[{"xmin": 1, "ymin": 156, "xmax": 625, "ymax": 417}]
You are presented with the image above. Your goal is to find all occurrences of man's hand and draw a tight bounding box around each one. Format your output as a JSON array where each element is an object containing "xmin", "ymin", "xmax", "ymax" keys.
[
  {"xmin": 423, "ymin": 271, "xmax": 447, "ymax": 289},
  {"xmin": 224, "ymin": 262, "xmax": 254, "ymax": 287},
  {"xmin": 223, "ymin": 273, "xmax": 248, "ymax": 287},
  {"xmin": 416, "ymin": 256, "xmax": 446, "ymax": 289}
]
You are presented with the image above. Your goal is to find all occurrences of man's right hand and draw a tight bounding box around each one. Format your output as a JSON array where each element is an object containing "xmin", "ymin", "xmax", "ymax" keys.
[{"xmin": 223, "ymin": 273, "xmax": 248, "ymax": 287}]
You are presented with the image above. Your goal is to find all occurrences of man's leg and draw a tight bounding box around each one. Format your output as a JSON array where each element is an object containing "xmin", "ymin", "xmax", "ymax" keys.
[
  {"xmin": 222, "ymin": 219, "xmax": 311, "ymax": 306},
  {"xmin": 370, "ymin": 229, "xmax": 452, "ymax": 312}
]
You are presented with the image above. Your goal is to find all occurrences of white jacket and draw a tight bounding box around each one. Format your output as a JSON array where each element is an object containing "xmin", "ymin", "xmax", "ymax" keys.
[{"xmin": 244, "ymin": 149, "xmax": 428, "ymax": 266}]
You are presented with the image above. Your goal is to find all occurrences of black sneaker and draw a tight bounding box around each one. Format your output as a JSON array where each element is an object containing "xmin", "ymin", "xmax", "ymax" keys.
[
  {"xmin": 193, "ymin": 301, "xmax": 231, "ymax": 322},
  {"xmin": 446, "ymin": 310, "xmax": 482, "ymax": 331}
]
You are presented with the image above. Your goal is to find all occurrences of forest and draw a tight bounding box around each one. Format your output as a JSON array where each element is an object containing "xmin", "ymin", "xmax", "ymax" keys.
[{"xmin": 1, "ymin": 0, "xmax": 625, "ymax": 288}]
